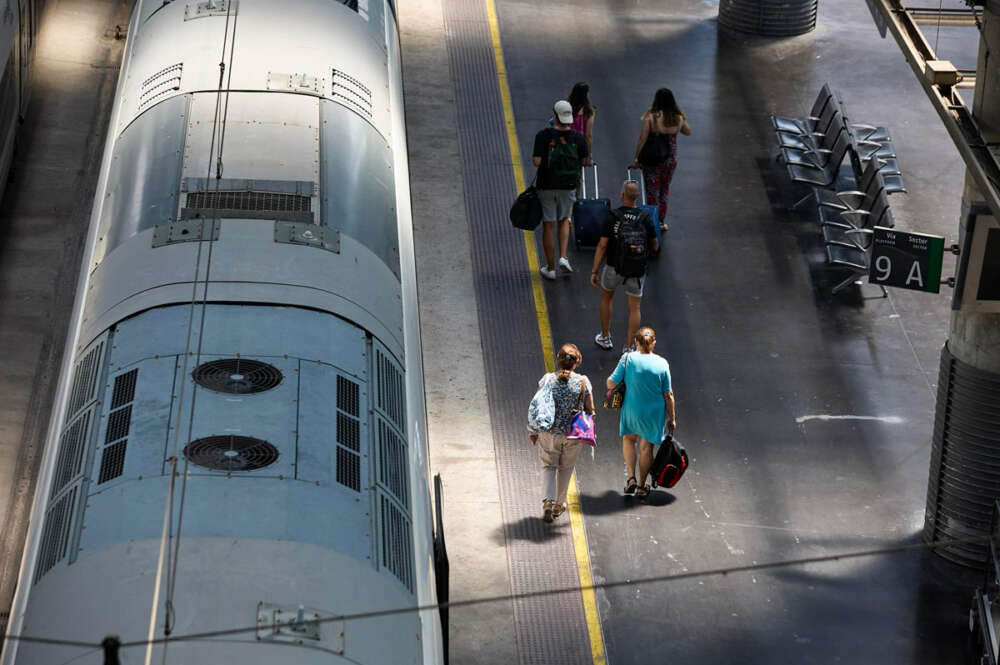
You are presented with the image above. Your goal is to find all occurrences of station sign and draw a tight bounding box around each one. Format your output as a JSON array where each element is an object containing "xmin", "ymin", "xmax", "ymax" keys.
[{"xmin": 869, "ymin": 226, "xmax": 945, "ymax": 293}]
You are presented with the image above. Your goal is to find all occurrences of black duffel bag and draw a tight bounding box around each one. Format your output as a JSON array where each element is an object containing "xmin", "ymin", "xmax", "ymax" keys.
[
  {"xmin": 510, "ymin": 184, "xmax": 542, "ymax": 231},
  {"xmin": 650, "ymin": 429, "xmax": 688, "ymax": 489}
]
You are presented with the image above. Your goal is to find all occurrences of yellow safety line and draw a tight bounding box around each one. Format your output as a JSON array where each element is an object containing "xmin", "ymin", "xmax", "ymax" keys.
[{"xmin": 482, "ymin": 1, "xmax": 607, "ymax": 662}]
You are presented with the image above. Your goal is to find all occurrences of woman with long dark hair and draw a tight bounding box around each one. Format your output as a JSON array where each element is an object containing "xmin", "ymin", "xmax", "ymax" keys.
[
  {"xmin": 568, "ymin": 82, "xmax": 596, "ymax": 152},
  {"xmin": 631, "ymin": 88, "xmax": 691, "ymax": 232}
]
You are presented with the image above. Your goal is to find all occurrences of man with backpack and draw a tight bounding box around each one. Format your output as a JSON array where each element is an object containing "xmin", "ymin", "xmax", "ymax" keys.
[
  {"xmin": 532, "ymin": 100, "xmax": 591, "ymax": 280},
  {"xmin": 589, "ymin": 180, "xmax": 659, "ymax": 352}
]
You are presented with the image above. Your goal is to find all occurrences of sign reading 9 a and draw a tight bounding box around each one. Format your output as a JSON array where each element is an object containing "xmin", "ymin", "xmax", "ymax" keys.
[{"xmin": 869, "ymin": 227, "xmax": 945, "ymax": 294}]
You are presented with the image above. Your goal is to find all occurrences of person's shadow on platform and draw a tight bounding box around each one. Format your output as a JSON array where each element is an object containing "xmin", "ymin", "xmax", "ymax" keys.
[
  {"xmin": 493, "ymin": 490, "xmax": 677, "ymax": 545},
  {"xmin": 580, "ymin": 489, "xmax": 676, "ymax": 512}
]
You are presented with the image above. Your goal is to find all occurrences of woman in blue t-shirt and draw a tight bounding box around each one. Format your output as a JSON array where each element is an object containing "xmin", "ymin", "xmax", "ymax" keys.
[{"xmin": 606, "ymin": 327, "xmax": 676, "ymax": 498}]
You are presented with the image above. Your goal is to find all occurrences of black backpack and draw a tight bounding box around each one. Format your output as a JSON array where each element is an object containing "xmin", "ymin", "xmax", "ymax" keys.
[
  {"xmin": 546, "ymin": 134, "xmax": 581, "ymax": 189},
  {"xmin": 611, "ymin": 208, "xmax": 650, "ymax": 278}
]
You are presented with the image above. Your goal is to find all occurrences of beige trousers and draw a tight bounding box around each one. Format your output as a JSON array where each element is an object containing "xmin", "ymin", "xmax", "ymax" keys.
[{"xmin": 537, "ymin": 431, "xmax": 583, "ymax": 505}]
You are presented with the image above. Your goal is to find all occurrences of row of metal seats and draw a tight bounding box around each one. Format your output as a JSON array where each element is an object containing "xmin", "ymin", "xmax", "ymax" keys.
[{"xmin": 772, "ymin": 84, "xmax": 908, "ymax": 293}]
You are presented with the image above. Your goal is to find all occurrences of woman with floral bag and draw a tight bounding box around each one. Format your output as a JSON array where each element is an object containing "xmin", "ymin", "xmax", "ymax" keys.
[{"xmin": 527, "ymin": 343, "xmax": 595, "ymax": 523}]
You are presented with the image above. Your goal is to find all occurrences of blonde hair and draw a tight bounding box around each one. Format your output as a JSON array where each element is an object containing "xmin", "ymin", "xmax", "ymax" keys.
[
  {"xmin": 556, "ymin": 343, "xmax": 581, "ymax": 381},
  {"xmin": 635, "ymin": 327, "xmax": 656, "ymax": 353}
]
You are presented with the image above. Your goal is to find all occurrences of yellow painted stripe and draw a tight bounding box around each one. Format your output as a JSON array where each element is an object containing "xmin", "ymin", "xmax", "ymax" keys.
[{"xmin": 482, "ymin": 1, "xmax": 607, "ymax": 662}]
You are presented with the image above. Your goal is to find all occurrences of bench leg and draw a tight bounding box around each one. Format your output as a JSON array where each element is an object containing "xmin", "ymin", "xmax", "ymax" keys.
[
  {"xmin": 791, "ymin": 192, "xmax": 812, "ymax": 211},
  {"xmin": 831, "ymin": 273, "xmax": 859, "ymax": 294}
]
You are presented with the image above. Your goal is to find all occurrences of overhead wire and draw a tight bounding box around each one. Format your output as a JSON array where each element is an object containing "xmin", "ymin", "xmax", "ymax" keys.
[
  {"xmin": 4, "ymin": 532, "xmax": 997, "ymax": 652},
  {"xmin": 155, "ymin": 2, "xmax": 240, "ymax": 663}
]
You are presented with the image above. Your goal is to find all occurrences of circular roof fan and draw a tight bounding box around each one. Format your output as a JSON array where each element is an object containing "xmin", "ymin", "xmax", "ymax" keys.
[
  {"xmin": 192, "ymin": 359, "xmax": 282, "ymax": 394},
  {"xmin": 183, "ymin": 436, "xmax": 280, "ymax": 472}
]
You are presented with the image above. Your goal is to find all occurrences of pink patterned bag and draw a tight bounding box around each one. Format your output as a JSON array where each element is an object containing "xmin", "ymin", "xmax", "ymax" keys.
[{"xmin": 565, "ymin": 411, "xmax": 597, "ymax": 446}]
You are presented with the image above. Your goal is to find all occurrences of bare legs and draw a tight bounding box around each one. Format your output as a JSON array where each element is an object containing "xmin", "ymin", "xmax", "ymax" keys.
[
  {"xmin": 625, "ymin": 295, "xmax": 641, "ymax": 349},
  {"xmin": 622, "ymin": 434, "xmax": 654, "ymax": 486},
  {"xmin": 599, "ymin": 289, "xmax": 613, "ymax": 337},
  {"xmin": 541, "ymin": 219, "xmax": 571, "ymax": 270}
]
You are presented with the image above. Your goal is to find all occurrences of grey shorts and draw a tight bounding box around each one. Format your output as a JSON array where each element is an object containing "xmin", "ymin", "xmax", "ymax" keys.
[
  {"xmin": 538, "ymin": 188, "xmax": 576, "ymax": 222},
  {"xmin": 600, "ymin": 264, "xmax": 644, "ymax": 298}
]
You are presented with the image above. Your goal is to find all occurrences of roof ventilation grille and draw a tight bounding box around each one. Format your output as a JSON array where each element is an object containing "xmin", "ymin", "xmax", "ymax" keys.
[
  {"xmin": 192, "ymin": 359, "xmax": 283, "ymax": 394},
  {"xmin": 183, "ymin": 436, "xmax": 280, "ymax": 472}
]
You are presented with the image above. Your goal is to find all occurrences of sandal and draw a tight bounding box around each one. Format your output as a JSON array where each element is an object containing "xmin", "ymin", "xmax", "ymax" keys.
[
  {"xmin": 635, "ymin": 483, "xmax": 650, "ymax": 499},
  {"xmin": 552, "ymin": 503, "xmax": 566, "ymax": 518},
  {"xmin": 660, "ymin": 222, "xmax": 669, "ymax": 233},
  {"xmin": 624, "ymin": 476, "xmax": 637, "ymax": 495},
  {"xmin": 543, "ymin": 499, "xmax": 555, "ymax": 523}
]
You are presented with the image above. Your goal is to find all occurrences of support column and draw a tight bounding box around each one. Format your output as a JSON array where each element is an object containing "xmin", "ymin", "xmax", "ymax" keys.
[
  {"xmin": 718, "ymin": 0, "xmax": 816, "ymax": 36},
  {"xmin": 924, "ymin": 3, "xmax": 1000, "ymax": 567}
]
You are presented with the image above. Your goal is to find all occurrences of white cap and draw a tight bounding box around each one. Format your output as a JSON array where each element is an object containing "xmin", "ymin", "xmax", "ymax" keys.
[{"xmin": 553, "ymin": 100, "xmax": 573, "ymax": 125}]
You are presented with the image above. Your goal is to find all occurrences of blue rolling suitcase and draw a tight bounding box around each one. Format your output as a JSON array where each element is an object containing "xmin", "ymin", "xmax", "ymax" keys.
[
  {"xmin": 572, "ymin": 164, "xmax": 610, "ymax": 250},
  {"xmin": 627, "ymin": 168, "xmax": 661, "ymax": 250}
]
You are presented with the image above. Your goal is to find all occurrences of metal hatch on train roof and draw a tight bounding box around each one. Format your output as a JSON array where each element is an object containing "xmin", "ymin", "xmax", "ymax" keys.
[{"xmin": 122, "ymin": 0, "xmax": 391, "ymax": 136}]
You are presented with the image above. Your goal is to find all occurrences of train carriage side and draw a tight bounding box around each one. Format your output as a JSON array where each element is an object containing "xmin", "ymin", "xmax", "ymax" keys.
[{"xmin": 1, "ymin": 0, "xmax": 443, "ymax": 663}]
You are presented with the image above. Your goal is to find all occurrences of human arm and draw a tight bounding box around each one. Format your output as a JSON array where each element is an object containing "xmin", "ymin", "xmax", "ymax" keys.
[
  {"xmin": 607, "ymin": 355, "xmax": 627, "ymax": 391},
  {"xmin": 632, "ymin": 113, "xmax": 650, "ymax": 168},
  {"xmin": 679, "ymin": 111, "xmax": 691, "ymax": 136},
  {"xmin": 585, "ymin": 112, "xmax": 595, "ymax": 152},
  {"xmin": 578, "ymin": 132, "xmax": 593, "ymax": 167},
  {"xmin": 590, "ymin": 237, "xmax": 609, "ymax": 287},
  {"xmin": 532, "ymin": 129, "xmax": 546, "ymax": 168},
  {"xmin": 584, "ymin": 377, "xmax": 595, "ymax": 415},
  {"xmin": 664, "ymin": 392, "xmax": 676, "ymax": 430}
]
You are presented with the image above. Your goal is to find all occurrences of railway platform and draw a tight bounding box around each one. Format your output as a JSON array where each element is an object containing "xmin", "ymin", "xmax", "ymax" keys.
[{"xmin": 0, "ymin": 0, "xmax": 988, "ymax": 662}]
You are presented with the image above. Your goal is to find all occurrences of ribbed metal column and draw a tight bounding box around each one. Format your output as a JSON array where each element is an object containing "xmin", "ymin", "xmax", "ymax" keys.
[
  {"xmin": 718, "ymin": 0, "xmax": 817, "ymax": 36},
  {"xmin": 924, "ymin": 344, "xmax": 1000, "ymax": 568}
]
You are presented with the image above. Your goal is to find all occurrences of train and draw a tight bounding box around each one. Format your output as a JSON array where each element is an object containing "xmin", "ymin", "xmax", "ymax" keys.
[
  {"xmin": 1, "ymin": 0, "xmax": 446, "ymax": 663},
  {"xmin": 0, "ymin": 0, "xmax": 41, "ymax": 200}
]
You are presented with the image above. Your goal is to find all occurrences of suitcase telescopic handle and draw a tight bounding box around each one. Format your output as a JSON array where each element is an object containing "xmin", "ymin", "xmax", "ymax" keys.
[
  {"xmin": 580, "ymin": 162, "xmax": 599, "ymax": 199},
  {"xmin": 626, "ymin": 167, "xmax": 646, "ymax": 202}
]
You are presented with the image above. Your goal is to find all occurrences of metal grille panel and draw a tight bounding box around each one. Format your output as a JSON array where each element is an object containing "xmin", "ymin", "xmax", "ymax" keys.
[
  {"xmin": 337, "ymin": 412, "xmax": 360, "ymax": 451},
  {"xmin": 376, "ymin": 350, "xmax": 405, "ymax": 431},
  {"xmin": 924, "ymin": 345, "xmax": 1000, "ymax": 567},
  {"xmin": 337, "ymin": 376, "xmax": 360, "ymax": 417},
  {"xmin": 332, "ymin": 69, "xmax": 374, "ymax": 119},
  {"xmin": 139, "ymin": 62, "xmax": 183, "ymax": 111},
  {"xmin": 110, "ymin": 369, "xmax": 138, "ymax": 409},
  {"xmin": 105, "ymin": 405, "xmax": 132, "ymax": 444},
  {"xmin": 51, "ymin": 412, "xmax": 91, "ymax": 498},
  {"xmin": 336, "ymin": 447, "xmax": 361, "ymax": 491},
  {"xmin": 98, "ymin": 441, "xmax": 128, "ymax": 484},
  {"xmin": 67, "ymin": 342, "xmax": 103, "ymax": 419},
  {"xmin": 379, "ymin": 493, "xmax": 414, "ymax": 592},
  {"xmin": 185, "ymin": 191, "xmax": 311, "ymax": 212},
  {"xmin": 378, "ymin": 419, "xmax": 408, "ymax": 509},
  {"xmin": 34, "ymin": 487, "xmax": 76, "ymax": 583}
]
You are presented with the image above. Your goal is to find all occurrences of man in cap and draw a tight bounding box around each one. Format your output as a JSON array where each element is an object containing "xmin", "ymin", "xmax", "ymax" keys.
[{"xmin": 531, "ymin": 99, "xmax": 591, "ymax": 280}]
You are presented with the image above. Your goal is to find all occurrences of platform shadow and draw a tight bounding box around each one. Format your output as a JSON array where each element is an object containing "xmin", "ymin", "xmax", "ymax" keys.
[
  {"xmin": 580, "ymin": 489, "xmax": 676, "ymax": 513},
  {"xmin": 492, "ymin": 516, "xmax": 570, "ymax": 545}
]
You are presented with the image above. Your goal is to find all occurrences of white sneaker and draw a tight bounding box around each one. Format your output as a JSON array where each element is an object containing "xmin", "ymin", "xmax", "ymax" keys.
[
  {"xmin": 540, "ymin": 266, "xmax": 557, "ymax": 280},
  {"xmin": 594, "ymin": 332, "xmax": 613, "ymax": 350},
  {"xmin": 558, "ymin": 257, "xmax": 573, "ymax": 274}
]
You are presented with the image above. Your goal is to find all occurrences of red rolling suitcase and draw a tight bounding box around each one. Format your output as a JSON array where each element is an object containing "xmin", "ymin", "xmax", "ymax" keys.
[
  {"xmin": 650, "ymin": 431, "xmax": 688, "ymax": 489},
  {"xmin": 572, "ymin": 163, "xmax": 610, "ymax": 250}
]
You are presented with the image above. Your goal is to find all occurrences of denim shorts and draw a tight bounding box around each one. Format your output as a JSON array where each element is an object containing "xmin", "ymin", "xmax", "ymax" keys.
[
  {"xmin": 538, "ymin": 188, "xmax": 576, "ymax": 222},
  {"xmin": 599, "ymin": 264, "xmax": 644, "ymax": 298}
]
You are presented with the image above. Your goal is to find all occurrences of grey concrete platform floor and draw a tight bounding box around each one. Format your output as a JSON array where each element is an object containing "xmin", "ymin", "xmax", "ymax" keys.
[
  {"xmin": 0, "ymin": 0, "xmax": 129, "ymax": 633},
  {"xmin": 404, "ymin": 0, "xmax": 987, "ymax": 663},
  {"xmin": 497, "ymin": 0, "xmax": 983, "ymax": 663}
]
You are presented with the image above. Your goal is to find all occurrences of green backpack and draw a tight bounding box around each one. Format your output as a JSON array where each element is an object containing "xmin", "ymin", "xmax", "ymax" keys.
[{"xmin": 546, "ymin": 135, "xmax": 580, "ymax": 189}]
